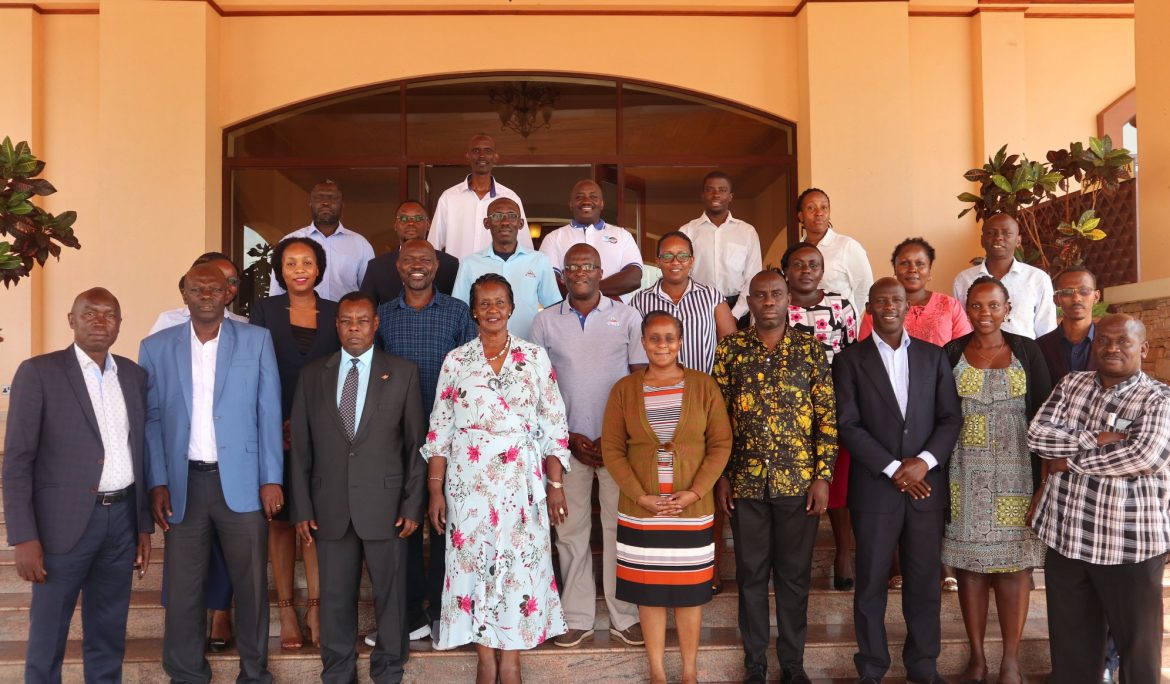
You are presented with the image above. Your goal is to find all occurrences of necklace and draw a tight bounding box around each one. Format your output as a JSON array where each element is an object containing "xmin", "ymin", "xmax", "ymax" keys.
[
  {"xmin": 967, "ymin": 340, "xmax": 1005, "ymax": 364},
  {"xmin": 482, "ymin": 334, "xmax": 511, "ymax": 362}
]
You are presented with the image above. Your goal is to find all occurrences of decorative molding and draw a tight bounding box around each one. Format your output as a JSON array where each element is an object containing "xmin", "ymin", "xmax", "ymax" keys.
[{"xmin": 0, "ymin": 3, "xmax": 97, "ymax": 14}]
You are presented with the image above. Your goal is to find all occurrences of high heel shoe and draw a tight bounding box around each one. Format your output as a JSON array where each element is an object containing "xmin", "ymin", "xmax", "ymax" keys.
[
  {"xmin": 305, "ymin": 598, "xmax": 321, "ymax": 647},
  {"xmin": 278, "ymin": 598, "xmax": 304, "ymax": 650}
]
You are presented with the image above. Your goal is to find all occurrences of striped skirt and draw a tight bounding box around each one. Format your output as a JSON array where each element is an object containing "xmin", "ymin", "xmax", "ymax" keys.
[{"xmin": 615, "ymin": 448, "xmax": 714, "ymax": 607}]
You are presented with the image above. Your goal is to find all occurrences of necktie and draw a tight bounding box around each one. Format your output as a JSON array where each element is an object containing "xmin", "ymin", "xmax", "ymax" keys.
[{"xmin": 340, "ymin": 358, "xmax": 359, "ymax": 440}]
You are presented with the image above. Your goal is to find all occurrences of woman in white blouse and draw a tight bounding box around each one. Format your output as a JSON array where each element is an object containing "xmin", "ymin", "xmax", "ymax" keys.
[{"xmin": 796, "ymin": 187, "xmax": 874, "ymax": 309}]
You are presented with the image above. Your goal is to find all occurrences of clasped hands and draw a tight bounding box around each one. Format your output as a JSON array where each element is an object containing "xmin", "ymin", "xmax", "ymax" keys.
[
  {"xmin": 891, "ymin": 457, "xmax": 931, "ymax": 500},
  {"xmin": 637, "ymin": 490, "xmax": 700, "ymax": 517}
]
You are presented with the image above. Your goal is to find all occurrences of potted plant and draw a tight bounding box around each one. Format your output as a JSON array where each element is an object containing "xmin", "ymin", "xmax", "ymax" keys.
[{"xmin": 1, "ymin": 136, "xmax": 81, "ymax": 287}]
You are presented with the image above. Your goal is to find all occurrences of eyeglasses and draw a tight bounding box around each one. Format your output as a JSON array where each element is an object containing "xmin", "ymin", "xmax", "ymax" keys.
[
  {"xmin": 1055, "ymin": 287, "xmax": 1096, "ymax": 298},
  {"xmin": 562, "ymin": 263, "xmax": 598, "ymax": 273},
  {"xmin": 185, "ymin": 286, "xmax": 226, "ymax": 297},
  {"xmin": 397, "ymin": 214, "xmax": 428, "ymax": 224},
  {"xmin": 226, "ymin": 277, "xmax": 241, "ymax": 287},
  {"xmin": 487, "ymin": 211, "xmax": 522, "ymax": 223},
  {"xmin": 657, "ymin": 251, "xmax": 692, "ymax": 263}
]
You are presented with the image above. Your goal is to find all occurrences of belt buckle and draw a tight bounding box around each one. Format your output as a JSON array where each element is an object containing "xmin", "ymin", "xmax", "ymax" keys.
[{"xmin": 99, "ymin": 492, "xmax": 114, "ymax": 506}]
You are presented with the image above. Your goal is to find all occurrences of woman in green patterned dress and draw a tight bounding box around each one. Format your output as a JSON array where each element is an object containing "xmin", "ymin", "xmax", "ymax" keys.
[{"xmin": 942, "ymin": 276, "xmax": 1052, "ymax": 684}]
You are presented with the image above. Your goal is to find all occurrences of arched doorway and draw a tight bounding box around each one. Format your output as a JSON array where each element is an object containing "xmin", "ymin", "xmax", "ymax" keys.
[{"xmin": 224, "ymin": 73, "xmax": 797, "ymax": 308}]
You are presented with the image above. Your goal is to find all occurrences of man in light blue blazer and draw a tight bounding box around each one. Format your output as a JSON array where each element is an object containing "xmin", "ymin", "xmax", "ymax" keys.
[{"xmin": 139, "ymin": 262, "xmax": 283, "ymax": 684}]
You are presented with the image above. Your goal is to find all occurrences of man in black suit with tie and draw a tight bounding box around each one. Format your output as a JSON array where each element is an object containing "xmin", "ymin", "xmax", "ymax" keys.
[
  {"xmin": 360, "ymin": 200, "xmax": 460, "ymax": 305},
  {"xmin": 832, "ymin": 277, "xmax": 962, "ymax": 684},
  {"xmin": 289, "ymin": 291, "xmax": 426, "ymax": 684},
  {"xmin": 4, "ymin": 288, "xmax": 154, "ymax": 683}
]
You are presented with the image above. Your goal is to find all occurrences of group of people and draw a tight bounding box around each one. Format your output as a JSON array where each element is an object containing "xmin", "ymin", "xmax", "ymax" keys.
[{"xmin": 3, "ymin": 131, "xmax": 1167, "ymax": 684}]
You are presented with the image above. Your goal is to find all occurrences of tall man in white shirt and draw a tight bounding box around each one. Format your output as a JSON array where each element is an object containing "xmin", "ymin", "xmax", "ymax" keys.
[
  {"xmin": 427, "ymin": 134, "xmax": 533, "ymax": 259},
  {"xmin": 4, "ymin": 288, "xmax": 153, "ymax": 683},
  {"xmin": 679, "ymin": 171, "xmax": 763, "ymax": 323},
  {"xmin": 539, "ymin": 179, "xmax": 642, "ymax": 302},
  {"xmin": 952, "ymin": 214, "xmax": 1056, "ymax": 339},
  {"xmin": 269, "ymin": 180, "xmax": 375, "ymax": 301}
]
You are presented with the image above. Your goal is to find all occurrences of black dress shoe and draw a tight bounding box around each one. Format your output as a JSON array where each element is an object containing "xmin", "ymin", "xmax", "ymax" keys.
[
  {"xmin": 833, "ymin": 576, "xmax": 855, "ymax": 591},
  {"xmin": 207, "ymin": 636, "xmax": 232, "ymax": 653},
  {"xmin": 743, "ymin": 664, "xmax": 767, "ymax": 683},
  {"xmin": 782, "ymin": 669, "xmax": 812, "ymax": 684}
]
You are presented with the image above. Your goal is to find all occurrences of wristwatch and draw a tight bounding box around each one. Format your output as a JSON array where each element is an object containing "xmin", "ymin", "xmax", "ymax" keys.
[{"xmin": 547, "ymin": 480, "xmax": 564, "ymax": 489}]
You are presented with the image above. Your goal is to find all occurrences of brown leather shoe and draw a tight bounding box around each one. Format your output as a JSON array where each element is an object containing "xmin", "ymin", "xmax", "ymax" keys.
[
  {"xmin": 553, "ymin": 628, "xmax": 594, "ymax": 648},
  {"xmin": 610, "ymin": 623, "xmax": 644, "ymax": 646}
]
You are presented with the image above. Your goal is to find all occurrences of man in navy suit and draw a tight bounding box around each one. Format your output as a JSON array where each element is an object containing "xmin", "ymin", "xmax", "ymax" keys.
[
  {"xmin": 139, "ymin": 263, "xmax": 283, "ymax": 684},
  {"xmin": 4, "ymin": 287, "xmax": 154, "ymax": 683},
  {"xmin": 833, "ymin": 277, "xmax": 962, "ymax": 684}
]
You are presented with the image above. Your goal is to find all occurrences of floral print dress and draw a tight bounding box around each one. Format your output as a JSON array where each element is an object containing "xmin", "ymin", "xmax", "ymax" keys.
[{"xmin": 421, "ymin": 338, "xmax": 572, "ymax": 650}]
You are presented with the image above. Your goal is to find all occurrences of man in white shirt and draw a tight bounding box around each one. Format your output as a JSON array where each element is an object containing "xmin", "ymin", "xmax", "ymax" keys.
[
  {"xmin": 269, "ymin": 180, "xmax": 375, "ymax": 301},
  {"xmin": 952, "ymin": 214, "xmax": 1057, "ymax": 339},
  {"xmin": 150, "ymin": 252, "xmax": 248, "ymax": 334},
  {"xmin": 427, "ymin": 134, "xmax": 533, "ymax": 259},
  {"xmin": 679, "ymin": 171, "xmax": 762, "ymax": 322},
  {"xmin": 539, "ymin": 179, "xmax": 642, "ymax": 303}
]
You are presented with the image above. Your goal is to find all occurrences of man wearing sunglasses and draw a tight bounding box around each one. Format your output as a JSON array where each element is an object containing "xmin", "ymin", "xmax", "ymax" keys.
[
  {"xmin": 452, "ymin": 197, "xmax": 560, "ymax": 340},
  {"xmin": 360, "ymin": 200, "xmax": 460, "ymax": 306}
]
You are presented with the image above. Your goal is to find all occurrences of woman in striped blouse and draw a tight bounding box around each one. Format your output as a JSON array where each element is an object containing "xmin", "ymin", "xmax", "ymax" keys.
[{"xmin": 601, "ymin": 311, "xmax": 732, "ymax": 684}]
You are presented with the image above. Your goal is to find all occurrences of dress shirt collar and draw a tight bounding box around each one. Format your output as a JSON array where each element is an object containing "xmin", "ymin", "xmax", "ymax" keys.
[
  {"xmin": 190, "ymin": 321, "xmax": 221, "ymax": 346},
  {"xmin": 306, "ymin": 222, "xmax": 355, "ymax": 239},
  {"xmin": 73, "ymin": 343, "xmax": 116, "ymax": 375},
  {"xmin": 695, "ymin": 211, "xmax": 742, "ymax": 229},
  {"xmin": 569, "ymin": 219, "xmax": 606, "ymax": 230},
  {"xmin": 561, "ymin": 294, "xmax": 613, "ymax": 317},
  {"xmin": 1059, "ymin": 322, "xmax": 1095, "ymax": 344},
  {"xmin": 392, "ymin": 288, "xmax": 440, "ymax": 311},
  {"xmin": 872, "ymin": 329, "xmax": 912, "ymax": 354},
  {"xmin": 651, "ymin": 278, "xmax": 695, "ymax": 302},
  {"xmin": 462, "ymin": 174, "xmax": 498, "ymax": 198},
  {"xmin": 341, "ymin": 344, "xmax": 375, "ymax": 370},
  {"xmin": 976, "ymin": 257, "xmax": 1025, "ymax": 279},
  {"xmin": 480, "ymin": 243, "xmax": 532, "ymax": 262},
  {"xmin": 1095, "ymin": 369, "xmax": 1143, "ymax": 395}
]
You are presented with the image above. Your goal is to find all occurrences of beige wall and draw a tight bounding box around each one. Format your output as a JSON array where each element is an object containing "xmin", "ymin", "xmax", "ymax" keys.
[{"xmin": 0, "ymin": 2, "xmax": 1143, "ymax": 409}]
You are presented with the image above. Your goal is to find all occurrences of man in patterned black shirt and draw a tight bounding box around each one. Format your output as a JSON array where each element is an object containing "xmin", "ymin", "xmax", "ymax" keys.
[
  {"xmin": 712, "ymin": 269, "xmax": 836, "ymax": 684},
  {"xmin": 1028, "ymin": 313, "xmax": 1170, "ymax": 684}
]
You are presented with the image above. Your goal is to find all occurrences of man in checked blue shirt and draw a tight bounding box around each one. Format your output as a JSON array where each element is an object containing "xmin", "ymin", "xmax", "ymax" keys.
[
  {"xmin": 375, "ymin": 238, "xmax": 477, "ymax": 644},
  {"xmin": 1028, "ymin": 313, "xmax": 1170, "ymax": 684}
]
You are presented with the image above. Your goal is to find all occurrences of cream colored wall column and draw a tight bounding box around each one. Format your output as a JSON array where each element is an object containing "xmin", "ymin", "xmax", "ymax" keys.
[
  {"xmin": 1135, "ymin": 0, "xmax": 1170, "ymax": 281},
  {"xmin": 96, "ymin": 0, "xmax": 221, "ymax": 346},
  {"xmin": 972, "ymin": 10, "xmax": 1028, "ymax": 164},
  {"xmin": 0, "ymin": 7, "xmax": 43, "ymax": 411},
  {"xmin": 796, "ymin": 1, "xmax": 913, "ymax": 282}
]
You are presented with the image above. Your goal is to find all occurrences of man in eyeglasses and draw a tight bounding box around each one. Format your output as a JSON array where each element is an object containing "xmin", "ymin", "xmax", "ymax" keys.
[
  {"xmin": 539, "ymin": 179, "xmax": 643, "ymax": 303},
  {"xmin": 452, "ymin": 197, "xmax": 560, "ymax": 340},
  {"xmin": 360, "ymin": 200, "xmax": 460, "ymax": 306},
  {"xmin": 530, "ymin": 243, "xmax": 648, "ymax": 649},
  {"xmin": 1037, "ymin": 266, "xmax": 1101, "ymax": 383}
]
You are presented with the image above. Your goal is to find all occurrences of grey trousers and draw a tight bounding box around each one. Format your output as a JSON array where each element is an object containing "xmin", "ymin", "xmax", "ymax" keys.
[{"xmin": 162, "ymin": 468, "xmax": 271, "ymax": 684}]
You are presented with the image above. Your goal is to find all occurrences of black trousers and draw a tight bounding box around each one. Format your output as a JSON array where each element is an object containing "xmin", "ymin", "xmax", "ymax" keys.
[
  {"xmin": 405, "ymin": 488, "xmax": 444, "ymax": 624},
  {"xmin": 318, "ymin": 523, "xmax": 409, "ymax": 684},
  {"xmin": 851, "ymin": 503, "xmax": 943, "ymax": 682},
  {"xmin": 26, "ymin": 495, "xmax": 137, "ymax": 684},
  {"xmin": 163, "ymin": 469, "xmax": 271, "ymax": 684},
  {"xmin": 1045, "ymin": 547, "xmax": 1166, "ymax": 684},
  {"xmin": 731, "ymin": 495, "xmax": 819, "ymax": 674}
]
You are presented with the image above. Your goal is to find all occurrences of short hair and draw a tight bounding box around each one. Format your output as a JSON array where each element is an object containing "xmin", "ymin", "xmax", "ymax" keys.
[
  {"xmin": 395, "ymin": 199, "xmax": 429, "ymax": 219},
  {"xmin": 966, "ymin": 275, "xmax": 1011, "ymax": 304},
  {"xmin": 469, "ymin": 272, "xmax": 515, "ymax": 309},
  {"xmin": 702, "ymin": 171, "xmax": 733, "ymax": 191},
  {"xmin": 796, "ymin": 187, "xmax": 830, "ymax": 211},
  {"xmin": 1053, "ymin": 265, "xmax": 1097, "ymax": 288},
  {"xmin": 336, "ymin": 291, "xmax": 378, "ymax": 314},
  {"xmin": 269, "ymin": 237, "xmax": 327, "ymax": 292},
  {"xmin": 640, "ymin": 309, "xmax": 683, "ymax": 337},
  {"xmin": 779, "ymin": 241, "xmax": 822, "ymax": 272},
  {"xmin": 179, "ymin": 252, "xmax": 238, "ymax": 291},
  {"xmin": 656, "ymin": 231, "xmax": 694, "ymax": 256},
  {"xmin": 891, "ymin": 237, "xmax": 937, "ymax": 266}
]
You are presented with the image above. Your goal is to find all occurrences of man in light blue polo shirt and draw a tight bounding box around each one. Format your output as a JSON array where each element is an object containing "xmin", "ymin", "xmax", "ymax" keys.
[
  {"xmin": 452, "ymin": 197, "xmax": 561, "ymax": 341},
  {"xmin": 530, "ymin": 244, "xmax": 647, "ymax": 649}
]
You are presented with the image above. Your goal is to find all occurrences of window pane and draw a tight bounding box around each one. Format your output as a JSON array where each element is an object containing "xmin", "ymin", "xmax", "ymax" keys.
[
  {"xmin": 227, "ymin": 86, "xmax": 402, "ymax": 159},
  {"xmin": 621, "ymin": 84, "xmax": 793, "ymax": 157},
  {"xmin": 406, "ymin": 77, "xmax": 617, "ymax": 157},
  {"xmin": 622, "ymin": 165, "xmax": 792, "ymax": 268},
  {"xmin": 231, "ymin": 167, "xmax": 401, "ymax": 311}
]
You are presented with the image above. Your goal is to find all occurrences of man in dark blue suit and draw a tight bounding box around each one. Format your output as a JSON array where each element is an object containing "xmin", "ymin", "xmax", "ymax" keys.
[
  {"xmin": 4, "ymin": 287, "xmax": 154, "ymax": 683},
  {"xmin": 833, "ymin": 277, "xmax": 962, "ymax": 684},
  {"xmin": 139, "ymin": 263, "xmax": 283, "ymax": 684}
]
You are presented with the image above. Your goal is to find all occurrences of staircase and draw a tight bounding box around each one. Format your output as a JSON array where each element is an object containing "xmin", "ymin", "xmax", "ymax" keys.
[{"xmin": 0, "ymin": 411, "xmax": 1167, "ymax": 682}]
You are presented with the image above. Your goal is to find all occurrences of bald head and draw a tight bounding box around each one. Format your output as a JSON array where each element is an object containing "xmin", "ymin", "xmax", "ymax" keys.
[
  {"xmin": 565, "ymin": 243, "xmax": 601, "ymax": 264},
  {"xmin": 68, "ymin": 287, "xmax": 122, "ymax": 360},
  {"xmin": 1094, "ymin": 313, "xmax": 1149, "ymax": 387}
]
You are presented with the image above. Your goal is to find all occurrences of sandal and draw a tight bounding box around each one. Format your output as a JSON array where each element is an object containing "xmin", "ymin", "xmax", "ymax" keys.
[
  {"xmin": 942, "ymin": 577, "xmax": 959, "ymax": 592},
  {"xmin": 888, "ymin": 575, "xmax": 903, "ymax": 590},
  {"xmin": 278, "ymin": 598, "xmax": 304, "ymax": 650},
  {"xmin": 306, "ymin": 598, "xmax": 321, "ymax": 647}
]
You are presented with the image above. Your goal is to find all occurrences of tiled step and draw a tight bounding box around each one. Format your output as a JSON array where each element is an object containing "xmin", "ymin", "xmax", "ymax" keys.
[{"xmin": 0, "ymin": 620, "xmax": 1104, "ymax": 682}]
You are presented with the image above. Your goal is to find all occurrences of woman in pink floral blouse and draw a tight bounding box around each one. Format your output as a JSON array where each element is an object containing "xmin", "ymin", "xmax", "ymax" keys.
[{"xmin": 858, "ymin": 237, "xmax": 972, "ymax": 346}]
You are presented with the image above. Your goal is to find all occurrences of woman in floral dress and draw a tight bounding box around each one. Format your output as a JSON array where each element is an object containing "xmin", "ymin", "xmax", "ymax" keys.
[{"xmin": 422, "ymin": 273, "xmax": 571, "ymax": 684}]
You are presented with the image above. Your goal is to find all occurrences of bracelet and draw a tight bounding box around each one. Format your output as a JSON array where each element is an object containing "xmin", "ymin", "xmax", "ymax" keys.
[
  {"xmin": 547, "ymin": 480, "xmax": 564, "ymax": 489},
  {"xmin": 428, "ymin": 476, "xmax": 444, "ymax": 482}
]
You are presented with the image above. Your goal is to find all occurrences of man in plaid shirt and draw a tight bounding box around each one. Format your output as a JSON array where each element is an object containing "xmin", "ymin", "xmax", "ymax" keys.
[{"xmin": 1027, "ymin": 313, "xmax": 1170, "ymax": 684}]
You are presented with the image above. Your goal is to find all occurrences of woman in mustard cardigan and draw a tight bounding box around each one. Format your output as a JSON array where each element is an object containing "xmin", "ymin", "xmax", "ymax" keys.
[{"xmin": 601, "ymin": 310, "xmax": 732, "ymax": 684}]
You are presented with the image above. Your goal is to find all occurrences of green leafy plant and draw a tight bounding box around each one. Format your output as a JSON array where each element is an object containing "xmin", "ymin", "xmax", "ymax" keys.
[
  {"xmin": 957, "ymin": 135, "xmax": 1133, "ymax": 274},
  {"xmin": 0, "ymin": 137, "xmax": 81, "ymax": 287}
]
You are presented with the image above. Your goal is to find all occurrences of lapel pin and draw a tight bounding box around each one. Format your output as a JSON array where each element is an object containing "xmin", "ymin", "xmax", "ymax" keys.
[{"xmin": 381, "ymin": 373, "xmax": 390, "ymax": 380}]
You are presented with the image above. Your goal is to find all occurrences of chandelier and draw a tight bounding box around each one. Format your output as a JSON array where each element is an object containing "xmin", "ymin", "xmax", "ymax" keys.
[{"xmin": 488, "ymin": 82, "xmax": 559, "ymax": 139}]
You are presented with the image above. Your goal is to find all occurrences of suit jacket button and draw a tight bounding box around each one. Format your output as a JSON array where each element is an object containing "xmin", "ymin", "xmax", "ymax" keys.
[
  {"xmin": 903, "ymin": 429, "xmax": 909, "ymax": 434},
  {"xmin": 349, "ymin": 452, "xmax": 355, "ymax": 457}
]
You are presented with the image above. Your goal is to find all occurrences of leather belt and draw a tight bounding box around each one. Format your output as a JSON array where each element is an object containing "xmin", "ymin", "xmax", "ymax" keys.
[
  {"xmin": 189, "ymin": 461, "xmax": 219, "ymax": 473},
  {"xmin": 96, "ymin": 484, "xmax": 134, "ymax": 506}
]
